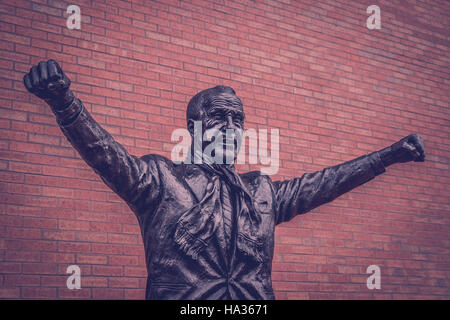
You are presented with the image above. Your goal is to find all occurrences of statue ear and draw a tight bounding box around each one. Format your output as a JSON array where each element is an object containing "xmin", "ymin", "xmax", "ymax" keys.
[{"xmin": 187, "ymin": 119, "xmax": 195, "ymax": 137}]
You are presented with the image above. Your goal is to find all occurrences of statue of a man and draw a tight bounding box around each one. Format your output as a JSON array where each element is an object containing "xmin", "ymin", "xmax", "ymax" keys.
[{"xmin": 23, "ymin": 60, "xmax": 425, "ymax": 300}]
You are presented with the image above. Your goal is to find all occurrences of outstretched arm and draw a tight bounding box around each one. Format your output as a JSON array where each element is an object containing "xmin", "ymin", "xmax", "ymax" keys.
[
  {"xmin": 274, "ymin": 134, "xmax": 425, "ymax": 225},
  {"xmin": 23, "ymin": 60, "xmax": 160, "ymax": 211}
]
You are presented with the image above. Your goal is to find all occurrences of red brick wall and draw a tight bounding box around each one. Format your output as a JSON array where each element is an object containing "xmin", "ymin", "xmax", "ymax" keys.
[{"xmin": 0, "ymin": 0, "xmax": 448, "ymax": 299}]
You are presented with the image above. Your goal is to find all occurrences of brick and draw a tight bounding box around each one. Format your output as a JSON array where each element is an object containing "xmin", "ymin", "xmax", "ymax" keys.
[
  {"xmin": 124, "ymin": 266, "xmax": 147, "ymax": 277},
  {"xmin": 92, "ymin": 288, "xmax": 124, "ymax": 299},
  {"xmin": 109, "ymin": 277, "xmax": 140, "ymax": 288},
  {"xmin": 58, "ymin": 242, "xmax": 90, "ymax": 253},
  {"xmin": 6, "ymin": 227, "xmax": 41, "ymax": 239},
  {"xmin": 41, "ymin": 252, "xmax": 75, "ymax": 263},
  {"xmin": 22, "ymin": 287, "xmax": 57, "ymax": 299},
  {"xmin": 124, "ymin": 289, "xmax": 145, "ymax": 299},
  {"xmin": 77, "ymin": 254, "xmax": 107, "ymax": 265},
  {"xmin": 58, "ymin": 219, "xmax": 90, "ymax": 231},
  {"xmin": 4, "ymin": 248, "xmax": 40, "ymax": 262},
  {"xmin": 108, "ymin": 233, "xmax": 138, "ymax": 244},
  {"xmin": 22, "ymin": 263, "xmax": 58, "ymax": 274},
  {"xmin": 75, "ymin": 231, "xmax": 107, "ymax": 243},
  {"xmin": 0, "ymin": 288, "xmax": 20, "ymax": 298},
  {"xmin": 0, "ymin": 262, "xmax": 22, "ymax": 273},
  {"xmin": 92, "ymin": 243, "xmax": 123, "ymax": 255},
  {"xmin": 22, "ymin": 240, "xmax": 57, "ymax": 251},
  {"xmin": 80, "ymin": 276, "xmax": 108, "ymax": 288},
  {"xmin": 109, "ymin": 255, "xmax": 139, "ymax": 266},
  {"xmin": 93, "ymin": 265, "xmax": 123, "ymax": 276}
]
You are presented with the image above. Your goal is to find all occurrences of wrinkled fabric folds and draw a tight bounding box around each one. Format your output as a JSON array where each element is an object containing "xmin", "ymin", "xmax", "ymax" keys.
[
  {"xmin": 174, "ymin": 164, "xmax": 266, "ymax": 263},
  {"xmin": 54, "ymin": 98, "xmax": 387, "ymax": 300}
]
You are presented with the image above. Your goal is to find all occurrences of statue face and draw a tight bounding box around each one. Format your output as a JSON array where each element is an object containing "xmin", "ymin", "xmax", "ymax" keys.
[{"xmin": 201, "ymin": 92, "xmax": 244, "ymax": 165}]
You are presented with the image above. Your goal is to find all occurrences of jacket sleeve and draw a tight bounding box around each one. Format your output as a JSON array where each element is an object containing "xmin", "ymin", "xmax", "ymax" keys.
[
  {"xmin": 53, "ymin": 97, "xmax": 161, "ymax": 214},
  {"xmin": 274, "ymin": 152, "xmax": 386, "ymax": 225}
]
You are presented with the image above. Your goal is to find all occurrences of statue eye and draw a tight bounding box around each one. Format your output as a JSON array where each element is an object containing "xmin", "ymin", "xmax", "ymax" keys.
[{"xmin": 234, "ymin": 115, "xmax": 243, "ymax": 123}]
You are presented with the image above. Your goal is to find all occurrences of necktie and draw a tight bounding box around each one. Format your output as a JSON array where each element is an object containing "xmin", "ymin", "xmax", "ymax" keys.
[
  {"xmin": 220, "ymin": 180, "xmax": 233, "ymax": 249},
  {"xmin": 174, "ymin": 163, "xmax": 265, "ymax": 262}
]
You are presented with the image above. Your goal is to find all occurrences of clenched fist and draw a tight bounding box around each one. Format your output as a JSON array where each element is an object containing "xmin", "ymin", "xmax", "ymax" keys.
[
  {"xmin": 391, "ymin": 134, "xmax": 425, "ymax": 163},
  {"xmin": 23, "ymin": 59, "xmax": 74, "ymax": 109},
  {"xmin": 380, "ymin": 133, "xmax": 425, "ymax": 166}
]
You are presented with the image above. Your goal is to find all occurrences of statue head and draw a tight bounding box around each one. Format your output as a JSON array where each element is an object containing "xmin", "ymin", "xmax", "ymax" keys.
[{"xmin": 186, "ymin": 85, "xmax": 244, "ymax": 166}]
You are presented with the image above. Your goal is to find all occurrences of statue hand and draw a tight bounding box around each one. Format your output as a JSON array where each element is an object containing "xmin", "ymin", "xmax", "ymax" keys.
[
  {"xmin": 23, "ymin": 59, "xmax": 74, "ymax": 109},
  {"xmin": 390, "ymin": 133, "xmax": 425, "ymax": 163}
]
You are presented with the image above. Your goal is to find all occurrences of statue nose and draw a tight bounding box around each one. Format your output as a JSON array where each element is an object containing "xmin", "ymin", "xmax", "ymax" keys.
[{"xmin": 225, "ymin": 115, "xmax": 236, "ymax": 130}]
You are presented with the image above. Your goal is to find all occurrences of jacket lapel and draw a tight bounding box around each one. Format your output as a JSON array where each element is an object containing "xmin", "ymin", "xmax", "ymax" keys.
[
  {"xmin": 182, "ymin": 164, "xmax": 209, "ymax": 202},
  {"xmin": 182, "ymin": 164, "xmax": 231, "ymax": 268}
]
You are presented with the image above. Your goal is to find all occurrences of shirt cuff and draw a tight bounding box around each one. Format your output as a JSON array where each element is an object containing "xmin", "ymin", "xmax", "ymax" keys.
[{"xmin": 53, "ymin": 98, "xmax": 85, "ymax": 127}]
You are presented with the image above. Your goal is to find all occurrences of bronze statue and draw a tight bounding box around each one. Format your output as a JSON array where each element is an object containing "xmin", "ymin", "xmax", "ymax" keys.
[{"xmin": 23, "ymin": 60, "xmax": 425, "ymax": 299}]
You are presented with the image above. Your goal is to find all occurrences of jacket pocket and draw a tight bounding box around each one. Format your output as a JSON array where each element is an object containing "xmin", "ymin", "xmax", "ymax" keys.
[
  {"xmin": 254, "ymin": 200, "xmax": 272, "ymax": 214},
  {"xmin": 149, "ymin": 282, "xmax": 189, "ymax": 300}
]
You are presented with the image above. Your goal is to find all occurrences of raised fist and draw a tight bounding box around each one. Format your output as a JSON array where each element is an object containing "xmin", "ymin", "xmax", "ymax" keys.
[
  {"xmin": 391, "ymin": 133, "xmax": 425, "ymax": 163},
  {"xmin": 23, "ymin": 60, "xmax": 74, "ymax": 109}
]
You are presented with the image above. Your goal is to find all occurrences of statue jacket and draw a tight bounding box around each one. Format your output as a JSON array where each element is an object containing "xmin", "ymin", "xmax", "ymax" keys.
[{"xmin": 53, "ymin": 98, "xmax": 386, "ymax": 300}]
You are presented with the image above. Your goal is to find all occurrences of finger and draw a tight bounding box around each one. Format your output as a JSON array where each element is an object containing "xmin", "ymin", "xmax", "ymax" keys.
[
  {"xmin": 416, "ymin": 142, "xmax": 425, "ymax": 161},
  {"xmin": 38, "ymin": 61, "xmax": 48, "ymax": 83},
  {"xmin": 59, "ymin": 71, "xmax": 70, "ymax": 89},
  {"xmin": 47, "ymin": 82, "xmax": 57, "ymax": 91},
  {"xmin": 23, "ymin": 73, "xmax": 34, "ymax": 92},
  {"xmin": 47, "ymin": 59, "xmax": 61, "ymax": 81},
  {"xmin": 58, "ymin": 62, "xmax": 71, "ymax": 88},
  {"xmin": 55, "ymin": 61, "xmax": 64, "ymax": 76},
  {"xmin": 405, "ymin": 143, "xmax": 421, "ymax": 160},
  {"xmin": 30, "ymin": 66, "xmax": 40, "ymax": 88},
  {"xmin": 418, "ymin": 136, "xmax": 425, "ymax": 161},
  {"xmin": 415, "ymin": 135, "xmax": 425, "ymax": 156},
  {"xmin": 417, "ymin": 152, "xmax": 425, "ymax": 162},
  {"xmin": 409, "ymin": 135, "xmax": 425, "ymax": 161}
]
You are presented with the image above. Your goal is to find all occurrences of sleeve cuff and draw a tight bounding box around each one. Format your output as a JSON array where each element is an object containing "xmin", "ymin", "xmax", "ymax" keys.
[
  {"xmin": 369, "ymin": 151, "xmax": 386, "ymax": 176},
  {"xmin": 53, "ymin": 98, "xmax": 85, "ymax": 127}
]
